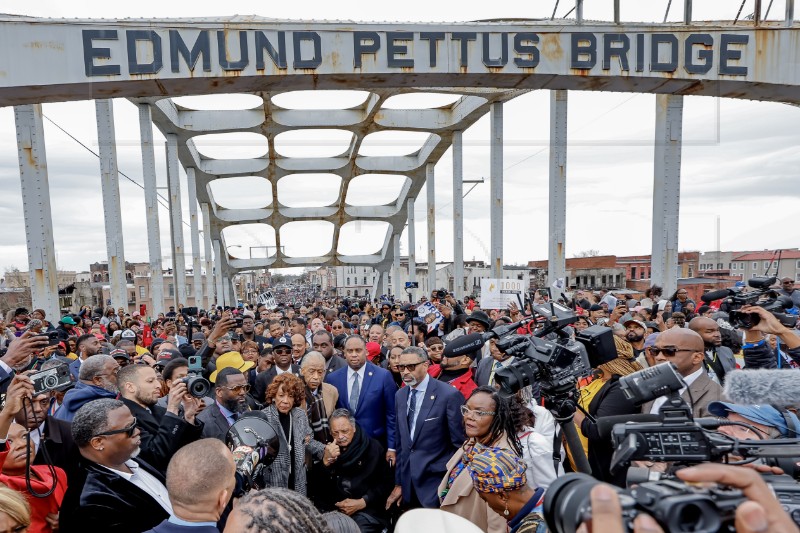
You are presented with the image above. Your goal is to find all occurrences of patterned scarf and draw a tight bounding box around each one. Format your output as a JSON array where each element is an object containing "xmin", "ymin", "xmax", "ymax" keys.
[{"xmin": 305, "ymin": 386, "xmax": 331, "ymax": 444}]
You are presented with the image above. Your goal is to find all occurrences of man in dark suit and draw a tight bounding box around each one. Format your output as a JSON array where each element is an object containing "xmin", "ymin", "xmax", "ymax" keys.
[
  {"xmin": 117, "ymin": 364, "xmax": 203, "ymax": 473},
  {"xmin": 68, "ymin": 333, "xmax": 102, "ymax": 381},
  {"xmin": 475, "ymin": 340, "xmax": 515, "ymax": 388},
  {"xmin": 312, "ymin": 330, "xmax": 347, "ymax": 376},
  {"xmin": 197, "ymin": 367, "xmax": 250, "ymax": 442},
  {"xmin": 144, "ymin": 439, "xmax": 236, "ymax": 533},
  {"xmin": 386, "ymin": 346, "xmax": 465, "ymax": 509},
  {"xmin": 60, "ymin": 399, "xmax": 172, "ymax": 533},
  {"xmin": 326, "ymin": 335, "xmax": 397, "ymax": 462},
  {"xmin": 252, "ymin": 336, "xmax": 300, "ymax": 404}
]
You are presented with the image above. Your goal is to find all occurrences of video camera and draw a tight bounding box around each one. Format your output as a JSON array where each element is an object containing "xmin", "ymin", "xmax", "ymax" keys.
[
  {"xmin": 701, "ymin": 276, "xmax": 795, "ymax": 329},
  {"xmin": 543, "ymin": 363, "xmax": 800, "ymax": 533},
  {"xmin": 181, "ymin": 355, "xmax": 211, "ymax": 398}
]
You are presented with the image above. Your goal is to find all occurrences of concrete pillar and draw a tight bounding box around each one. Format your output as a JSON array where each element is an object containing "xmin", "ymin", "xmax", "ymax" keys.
[
  {"xmin": 651, "ymin": 95, "xmax": 684, "ymax": 297},
  {"xmin": 224, "ymin": 277, "xmax": 234, "ymax": 307},
  {"xmin": 452, "ymin": 130, "xmax": 464, "ymax": 300},
  {"xmin": 95, "ymin": 99, "xmax": 128, "ymax": 310},
  {"xmin": 165, "ymin": 135, "xmax": 187, "ymax": 305},
  {"xmin": 201, "ymin": 203, "xmax": 214, "ymax": 309},
  {"xmin": 186, "ymin": 168, "xmax": 204, "ymax": 310},
  {"xmin": 426, "ymin": 163, "xmax": 436, "ymax": 297},
  {"xmin": 407, "ymin": 198, "xmax": 416, "ymax": 302},
  {"xmin": 548, "ymin": 91, "xmax": 568, "ymax": 288},
  {"xmin": 138, "ymin": 104, "xmax": 165, "ymax": 316},
  {"xmin": 13, "ymin": 104, "xmax": 59, "ymax": 318},
  {"xmin": 213, "ymin": 240, "xmax": 225, "ymax": 307},
  {"xmin": 490, "ymin": 102, "xmax": 504, "ymax": 278}
]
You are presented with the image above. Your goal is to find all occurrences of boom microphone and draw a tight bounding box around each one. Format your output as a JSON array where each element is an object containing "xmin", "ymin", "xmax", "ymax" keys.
[
  {"xmin": 724, "ymin": 370, "xmax": 800, "ymax": 409},
  {"xmin": 700, "ymin": 289, "xmax": 735, "ymax": 303}
]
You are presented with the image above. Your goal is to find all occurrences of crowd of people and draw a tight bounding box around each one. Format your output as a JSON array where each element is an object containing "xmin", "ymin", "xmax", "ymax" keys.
[{"xmin": 0, "ymin": 276, "xmax": 799, "ymax": 533}]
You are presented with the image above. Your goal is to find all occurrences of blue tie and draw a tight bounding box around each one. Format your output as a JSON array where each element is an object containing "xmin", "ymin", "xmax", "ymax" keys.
[{"xmin": 408, "ymin": 389, "xmax": 418, "ymax": 435}]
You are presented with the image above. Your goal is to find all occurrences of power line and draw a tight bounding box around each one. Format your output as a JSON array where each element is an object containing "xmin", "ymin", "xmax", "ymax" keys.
[{"xmin": 42, "ymin": 113, "xmax": 192, "ymax": 229}]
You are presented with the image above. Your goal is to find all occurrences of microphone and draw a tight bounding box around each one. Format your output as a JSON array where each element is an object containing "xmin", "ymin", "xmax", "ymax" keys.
[
  {"xmin": 596, "ymin": 414, "xmax": 661, "ymax": 440},
  {"xmin": 700, "ymin": 289, "xmax": 734, "ymax": 303},
  {"xmin": 443, "ymin": 333, "xmax": 485, "ymax": 358},
  {"xmin": 724, "ymin": 370, "xmax": 800, "ymax": 409}
]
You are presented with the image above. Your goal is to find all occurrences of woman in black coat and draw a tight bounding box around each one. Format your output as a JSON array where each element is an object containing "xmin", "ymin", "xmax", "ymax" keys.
[{"xmin": 318, "ymin": 409, "xmax": 394, "ymax": 533}]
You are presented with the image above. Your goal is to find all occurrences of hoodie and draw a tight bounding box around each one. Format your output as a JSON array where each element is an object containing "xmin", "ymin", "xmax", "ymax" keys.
[{"xmin": 53, "ymin": 381, "xmax": 117, "ymax": 422}]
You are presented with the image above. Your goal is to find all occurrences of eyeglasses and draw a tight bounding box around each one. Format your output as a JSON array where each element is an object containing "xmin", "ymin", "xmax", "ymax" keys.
[
  {"xmin": 221, "ymin": 384, "xmax": 251, "ymax": 394},
  {"xmin": 273, "ymin": 348, "xmax": 291, "ymax": 354},
  {"xmin": 783, "ymin": 281, "xmax": 795, "ymax": 285},
  {"xmin": 460, "ymin": 405, "xmax": 496, "ymax": 419},
  {"xmin": 394, "ymin": 312, "xmax": 406, "ymax": 317},
  {"xmin": 427, "ymin": 345, "xmax": 443, "ymax": 351},
  {"xmin": 396, "ymin": 361, "xmax": 426, "ymax": 372},
  {"xmin": 94, "ymin": 418, "xmax": 138, "ymax": 438},
  {"xmin": 649, "ymin": 347, "xmax": 695, "ymax": 357}
]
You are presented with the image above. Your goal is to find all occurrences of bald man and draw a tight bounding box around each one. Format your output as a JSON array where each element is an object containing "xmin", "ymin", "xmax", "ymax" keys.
[
  {"xmin": 688, "ymin": 316, "xmax": 736, "ymax": 384},
  {"xmin": 144, "ymin": 438, "xmax": 236, "ymax": 533},
  {"xmin": 642, "ymin": 328, "xmax": 722, "ymax": 418}
]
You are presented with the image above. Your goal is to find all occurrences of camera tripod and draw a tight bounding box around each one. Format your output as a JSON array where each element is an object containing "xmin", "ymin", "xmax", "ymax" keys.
[{"xmin": 544, "ymin": 389, "xmax": 592, "ymax": 475}]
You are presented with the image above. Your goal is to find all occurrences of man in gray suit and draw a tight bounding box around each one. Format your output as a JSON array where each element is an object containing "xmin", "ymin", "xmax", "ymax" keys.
[
  {"xmin": 688, "ymin": 317, "xmax": 737, "ymax": 384},
  {"xmin": 642, "ymin": 328, "xmax": 723, "ymax": 418}
]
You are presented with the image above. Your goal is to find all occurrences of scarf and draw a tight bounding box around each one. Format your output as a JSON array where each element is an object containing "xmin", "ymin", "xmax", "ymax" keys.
[
  {"xmin": 305, "ymin": 387, "xmax": 331, "ymax": 444},
  {"xmin": 335, "ymin": 424, "xmax": 370, "ymax": 470}
]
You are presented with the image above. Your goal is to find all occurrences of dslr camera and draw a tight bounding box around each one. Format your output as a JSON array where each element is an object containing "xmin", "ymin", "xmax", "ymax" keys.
[
  {"xmin": 180, "ymin": 355, "xmax": 211, "ymax": 398},
  {"xmin": 435, "ymin": 288, "xmax": 449, "ymax": 299},
  {"xmin": 30, "ymin": 362, "xmax": 72, "ymax": 395},
  {"xmin": 705, "ymin": 276, "xmax": 795, "ymax": 329}
]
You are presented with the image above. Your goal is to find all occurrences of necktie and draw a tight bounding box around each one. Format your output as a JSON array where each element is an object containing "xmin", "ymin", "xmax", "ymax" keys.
[
  {"xmin": 489, "ymin": 361, "xmax": 500, "ymax": 385},
  {"xmin": 350, "ymin": 372, "xmax": 361, "ymax": 411},
  {"xmin": 230, "ymin": 412, "xmax": 239, "ymax": 425},
  {"xmin": 408, "ymin": 389, "xmax": 418, "ymax": 436}
]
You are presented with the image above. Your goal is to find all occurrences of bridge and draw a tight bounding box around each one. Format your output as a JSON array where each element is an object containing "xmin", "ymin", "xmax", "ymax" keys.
[{"xmin": 3, "ymin": 0, "xmax": 798, "ymax": 316}]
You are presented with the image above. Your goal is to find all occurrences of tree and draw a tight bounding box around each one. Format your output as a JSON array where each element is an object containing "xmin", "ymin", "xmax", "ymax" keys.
[{"xmin": 573, "ymin": 250, "xmax": 601, "ymax": 258}]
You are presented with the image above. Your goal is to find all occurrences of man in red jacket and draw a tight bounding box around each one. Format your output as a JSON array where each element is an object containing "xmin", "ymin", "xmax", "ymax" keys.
[{"xmin": 432, "ymin": 342, "xmax": 478, "ymax": 400}]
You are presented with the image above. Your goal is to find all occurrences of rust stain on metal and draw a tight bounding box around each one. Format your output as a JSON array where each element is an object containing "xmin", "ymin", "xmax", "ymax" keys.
[
  {"xmin": 541, "ymin": 34, "xmax": 563, "ymax": 60},
  {"xmin": 23, "ymin": 146, "xmax": 35, "ymax": 167},
  {"xmin": 154, "ymin": 79, "xmax": 168, "ymax": 95},
  {"xmin": 24, "ymin": 41, "xmax": 64, "ymax": 51},
  {"xmin": 557, "ymin": 242, "xmax": 563, "ymax": 257}
]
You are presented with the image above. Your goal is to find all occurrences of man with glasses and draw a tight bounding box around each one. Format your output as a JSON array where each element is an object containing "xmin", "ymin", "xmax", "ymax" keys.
[
  {"xmin": 55, "ymin": 354, "xmax": 120, "ymax": 422},
  {"xmin": 641, "ymin": 329, "xmax": 722, "ymax": 418},
  {"xmin": 778, "ymin": 277, "xmax": 800, "ymax": 311},
  {"xmin": 198, "ymin": 367, "xmax": 251, "ymax": 442},
  {"xmin": 60, "ymin": 399, "xmax": 172, "ymax": 533},
  {"xmin": 253, "ymin": 336, "xmax": 301, "ymax": 404},
  {"xmin": 387, "ymin": 346, "xmax": 465, "ymax": 510},
  {"xmin": 118, "ymin": 364, "xmax": 203, "ymax": 472}
]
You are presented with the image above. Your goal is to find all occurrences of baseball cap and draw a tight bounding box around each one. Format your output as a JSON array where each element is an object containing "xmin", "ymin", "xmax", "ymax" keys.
[
  {"xmin": 708, "ymin": 402, "xmax": 800, "ymax": 437},
  {"xmin": 120, "ymin": 329, "xmax": 137, "ymax": 340},
  {"xmin": 623, "ymin": 319, "xmax": 647, "ymax": 330},
  {"xmin": 191, "ymin": 332, "xmax": 206, "ymax": 341},
  {"xmin": 272, "ymin": 336, "xmax": 292, "ymax": 350},
  {"xmin": 60, "ymin": 316, "xmax": 77, "ymax": 325},
  {"xmin": 589, "ymin": 304, "xmax": 603, "ymax": 312},
  {"xmin": 110, "ymin": 349, "xmax": 131, "ymax": 361}
]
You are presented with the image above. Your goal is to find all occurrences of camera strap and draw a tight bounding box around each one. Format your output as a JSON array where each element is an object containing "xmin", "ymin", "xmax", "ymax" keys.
[
  {"xmin": 703, "ymin": 350, "xmax": 726, "ymax": 385},
  {"xmin": 773, "ymin": 404, "xmax": 800, "ymax": 438}
]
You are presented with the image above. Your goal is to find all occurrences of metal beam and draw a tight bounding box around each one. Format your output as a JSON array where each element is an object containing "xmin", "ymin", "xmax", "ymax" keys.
[
  {"xmin": 186, "ymin": 167, "xmax": 203, "ymax": 310},
  {"xmin": 787, "ymin": 0, "xmax": 795, "ymax": 27},
  {"xmin": 490, "ymin": 102, "xmax": 504, "ymax": 278},
  {"xmin": 138, "ymin": 103, "xmax": 165, "ymax": 316},
  {"xmin": 13, "ymin": 104, "xmax": 59, "ymax": 318},
  {"xmin": 95, "ymin": 99, "xmax": 128, "ymax": 310},
  {"xmin": 684, "ymin": 0, "xmax": 693, "ymax": 24},
  {"xmin": 452, "ymin": 130, "xmax": 464, "ymax": 300},
  {"xmin": 382, "ymin": 271, "xmax": 389, "ymax": 300},
  {"xmin": 201, "ymin": 203, "xmax": 214, "ymax": 309},
  {"xmin": 165, "ymin": 134, "xmax": 187, "ymax": 306},
  {"xmin": 407, "ymin": 198, "xmax": 416, "ymax": 301},
  {"xmin": 426, "ymin": 163, "xmax": 436, "ymax": 296},
  {"xmin": 576, "ymin": 0, "xmax": 584, "ymax": 23},
  {"xmin": 548, "ymin": 90, "xmax": 568, "ymax": 287},
  {"xmin": 651, "ymin": 94, "xmax": 684, "ymax": 298},
  {"xmin": 213, "ymin": 240, "xmax": 225, "ymax": 307},
  {"xmin": 224, "ymin": 277, "xmax": 234, "ymax": 307},
  {"xmin": 392, "ymin": 234, "xmax": 401, "ymax": 298},
  {"xmin": 614, "ymin": 0, "xmax": 621, "ymax": 24}
]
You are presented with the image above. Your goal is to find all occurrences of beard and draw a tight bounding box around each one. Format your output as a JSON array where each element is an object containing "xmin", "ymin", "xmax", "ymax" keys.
[
  {"xmin": 402, "ymin": 375, "xmax": 419, "ymax": 387},
  {"xmin": 100, "ymin": 378, "xmax": 119, "ymax": 395},
  {"xmin": 134, "ymin": 389, "xmax": 157, "ymax": 407},
  {"xmin": 626, "ymin": 332, "xmax": 644, "ymax": 343},
  {"xmin": 222, "ymin": 397, "xmax": 248, "ymax": 414},
  {"xmin": 130, "ymin": 446, "xmax": 141, "ymax": 458}
]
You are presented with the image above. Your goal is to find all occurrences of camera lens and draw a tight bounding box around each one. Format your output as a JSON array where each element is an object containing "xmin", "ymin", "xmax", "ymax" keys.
[
  {"xmin": 43, "ymin": 375, "xmax": 58, "ymax": 389},
  {"xmin": 184, "ymin": 376, "xmax": 211, "ymax": 398},
  {"xmin": 544, "ymin": 473, "xmax": 601, "ymax": 533}
]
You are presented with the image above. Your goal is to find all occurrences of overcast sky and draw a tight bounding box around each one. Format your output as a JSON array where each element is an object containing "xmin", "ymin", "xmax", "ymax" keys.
[{"xmin": 1, "ymin": 0, "xmax": 798, "ymax": 276}]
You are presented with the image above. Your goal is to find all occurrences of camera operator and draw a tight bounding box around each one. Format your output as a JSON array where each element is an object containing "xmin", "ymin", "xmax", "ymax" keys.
[
  {"xmin": 710, "ymin": 401, "xmax": 800, "ymax": 441},
  {"xmin": 117, "ymin": 364, "xmax": 203, "ymax": 473},
  {"xmin": 143, "ymin": 438, "xmax": 236, "ymax": 533},
  {"xmin": 740, "ymin": 305, "xmax": 800, "ymax": 369},
  {"xmin": 577, "ymin": 464, "xmax": 800, "ymax": 533}
]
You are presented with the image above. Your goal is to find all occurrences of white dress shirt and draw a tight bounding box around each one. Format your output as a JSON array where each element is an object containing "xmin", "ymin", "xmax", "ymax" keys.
[
  {"xmin": 649, "ymin": 366, "xmax": 704, "ymax": 415},
  {"xmin": 407, "ymin": 374, "xmax": 429, "ymax": 441},
  {"xmin": 346, "ymin": 365, "xmax": 367, "ymax": 402},
  {"xmin": 100, "ymin": 459, "xmax": 173, "ymax": 514}
]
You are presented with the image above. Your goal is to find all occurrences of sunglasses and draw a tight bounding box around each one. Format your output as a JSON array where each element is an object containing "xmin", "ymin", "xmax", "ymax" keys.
[
  {"xmin": 649, "ymin": 347, "xmax": 695, "ymax": 357},
  {"xmin": 396, "ymin": 361, "xmax": 426, "ymax": 372},
  {"xmin": 221, "ymin": 384, "xmax": 251, "ymax": 394},
  {"xmin": 274, "ymin": 348, "xmax": 291, "ymax": 354},
  {"xmin": 94, "ymin": 418, "xmax": 138, "ymax": 438}
]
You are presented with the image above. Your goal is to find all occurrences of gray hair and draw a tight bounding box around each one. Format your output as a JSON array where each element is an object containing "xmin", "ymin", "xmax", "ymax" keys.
[
  {"xmin": 329, "ymin": 408, "xmax": 356, "ymax": 428},
  {"xmin": 300, "ymin": 351, "xmax": 325, "ymax": 369},
  {"xmin": 385, "ymin": 325, "xmax": 401, "ymax": 336},
  {"xmin": 400, "ymin": 346, "xmax": 428, "ymax": 362},
  {"xmin": 71, "ymin": 398, "xmax": 126, "ymax": 447},
  {"xmin": 79, "ymin": 354, "xmax": 115, "ymax": 381}
]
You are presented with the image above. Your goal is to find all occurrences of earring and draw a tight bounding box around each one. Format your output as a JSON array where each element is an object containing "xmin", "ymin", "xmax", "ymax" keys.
[
  {"xmin": 503, "ymin": 501, "xmax": 509, "ymax": 517},
  {"xmin": 99, "ymin": 447, "xmax": 104, "ymax": 451}
]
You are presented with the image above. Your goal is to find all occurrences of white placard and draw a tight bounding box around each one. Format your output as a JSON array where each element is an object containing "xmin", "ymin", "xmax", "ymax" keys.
[{"xmin": 479, "ymin": 278, "xmax": 525, "ymax": 310}]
